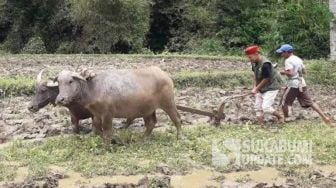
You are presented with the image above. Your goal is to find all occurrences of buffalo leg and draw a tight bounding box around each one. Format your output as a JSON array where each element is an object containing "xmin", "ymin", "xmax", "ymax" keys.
[
  {"xmin": 143, "ymin": 112, "xmax": 156, "ymax": 137},
  {"xmin": 101, "ymin": 114, "xmax": 113, "ymax": 146},
  {"xmin": 70, "ymin": 114, "xmax": 80, "ymax": 134},
  {"xmin": 92, "ymin": 116, "xmax": 103, "ymax": 136},
  {"xmin": 123, "ymin": 118, "xmax": 134, "ymax": 129},
  {"xmin": 161, "ymin": 105, "xmax": 182, "ymax": 139}
]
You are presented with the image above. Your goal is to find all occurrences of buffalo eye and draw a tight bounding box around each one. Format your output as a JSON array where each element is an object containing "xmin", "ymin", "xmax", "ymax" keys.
[
  {"xmin": 41, "ymin": 88, "xmax": 47, "ymax": 93},
  {"xmin": 69, "ymin": 80, "xmax": 73, "ymax": 84}
]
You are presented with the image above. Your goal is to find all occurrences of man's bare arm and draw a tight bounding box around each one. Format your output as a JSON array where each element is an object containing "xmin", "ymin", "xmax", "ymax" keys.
[
  {"xmin": 255, "ymin": 78, "xmax": 269, "ymax": 92},
  {"xmin": 280, "ymin": 68, "xmax": 295, "ymax": 76}
]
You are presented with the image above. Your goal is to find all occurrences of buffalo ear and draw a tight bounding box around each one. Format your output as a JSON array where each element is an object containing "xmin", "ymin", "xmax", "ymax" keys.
[
  {"xmin": 77, "ymin": 68, "xmax": 96, "ymax": 80},
  {"xmin": 46, "ymin": 79, "xmax": 58, "ymax": 87},
  {"xmin": 71, "ymin": 72, "xmax": 86, "ymax": 81}
]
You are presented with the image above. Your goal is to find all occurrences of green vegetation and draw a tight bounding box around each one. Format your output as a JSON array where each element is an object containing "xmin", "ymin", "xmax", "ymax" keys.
[
  {"xmin": 0, "ymin": 71, "xmax": 252, "ymax": 97},
  {"xmin": 21, "ymin": 37, "xmax": 47, "ymax": 54},
  {"xmin": 0, "ymin": 75, "xmax": 35, "ymax": 97},
  {"xmin": 175, "ymin": 71, "xmax": 252, "ymax": 88},
  {"xmin": 1, "ymin": 54, "xmax": 336, "ymax": 97},
  {"xmin": 1, "ymin": 121, "xmax": 335, "ymax": 179},
  {"xmin": 0, "ymin": 0, "xmax": 332, "ymax": 58},
  {"xmin": 0, "ymin": 53, "xmax": 246, "ymax": 61},
  {"xmin": 0, "ymin": 163, "xmax": 16, "ymax": 181},
  {"xmin": 306, "ymin": 60, "xmax": 336, "ymax": 86}
]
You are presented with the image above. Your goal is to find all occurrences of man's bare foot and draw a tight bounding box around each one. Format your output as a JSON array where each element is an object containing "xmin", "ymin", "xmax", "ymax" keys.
[
  {"xmin": 278, "ymin": 115, "xmax": 285, "ymax": 124},
  {"xmin": 272, "ymin": 112, "xmax": 284, "ymax": 124},
  {"xmin": 323, "ymin": 117, "xmax": 332, "ymax": 126},
  {"xmin": 285, "ymin": 116, "xmax": 296, "ymax": 122}
]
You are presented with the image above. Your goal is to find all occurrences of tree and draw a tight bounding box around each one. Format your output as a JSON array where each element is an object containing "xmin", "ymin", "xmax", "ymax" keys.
[{"xmin": 69, "ymin": 0, "xmax": 151, "ymax": 53}]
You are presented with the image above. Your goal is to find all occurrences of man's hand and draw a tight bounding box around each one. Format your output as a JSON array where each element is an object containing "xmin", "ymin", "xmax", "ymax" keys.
[
  {"xmin": 251, "ymin": 87, "xmax": 259, "ymax": 95},
  {"xmin": 280, "ymin": 70, "xmax": 286, "ymax": 75}
]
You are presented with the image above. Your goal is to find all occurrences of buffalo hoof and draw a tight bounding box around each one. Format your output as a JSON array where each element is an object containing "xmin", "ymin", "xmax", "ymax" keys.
[
  {"xmin": 177, "ymin": 134, "xmax": 185, "ymax": 140},
  {"xmin": 72, "ymin": 127, "xmax": 80, "ymax": 134},
  {"xmin": 111, "ymin": 137, "xmax": 126, "ymax": 146},
  {"xmin": 142, "ymin": 134, "xmax": 153, "ymax": 141}
]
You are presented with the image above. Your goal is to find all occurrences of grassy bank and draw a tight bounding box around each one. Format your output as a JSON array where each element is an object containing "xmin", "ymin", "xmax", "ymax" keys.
[
  {"xmin": 0, "ymin": 121, "xmax": 335, "ymax": 181},
  {"xmin": 0, "ymin": 71, "xmax": 254, "ymax": 97},
  {"xmin": 1, "ymin": 67, "xmax": 335, "ymax": 97},
  {"xmin": 0, "ymin": 54, "xmax": 335, "ymax": 97},
  {"xmin": 0, "ymin": 53, "xmax": 246, "ymax": 61}
]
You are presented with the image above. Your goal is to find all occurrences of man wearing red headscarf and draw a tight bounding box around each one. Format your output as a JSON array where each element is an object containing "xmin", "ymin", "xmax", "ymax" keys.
[{"xmin": 244, "ymin": 45, "xmax": 284, "ymax": 126}]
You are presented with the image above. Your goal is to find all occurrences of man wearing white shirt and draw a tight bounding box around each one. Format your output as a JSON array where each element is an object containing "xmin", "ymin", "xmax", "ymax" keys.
[{"xmin": 276, "ymin": 44, "xmax": 331, "ymax": 125}]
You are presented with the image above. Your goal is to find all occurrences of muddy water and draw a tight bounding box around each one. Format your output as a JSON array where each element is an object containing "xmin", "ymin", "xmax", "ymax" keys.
[
  {"xmin": 59, "ymin": 173, "xmax": 143, "ymax": 187},
  {"xmin": 315, "ymin": 165, "xmax": 336, "ymax": 174},
  {"xmin": 49, "ymin": 166, "xmax": 145, "ymax": 187},
  {"xmin": 171, "ymin": 169, "xmax": 220, "ymax": 188},
  {"xmin": 56, "ymin": 167, "xmax": 285, "ymax": 187},
  {"xmin": 1, "ymin": 164, "xmax": 336, "ymax": 187},
  {"xmin": 224, "ymin": 167, "xmax": 285, "ymax": 184},
  {"xmin": 57, "ymin": 168, "xmax": 220, "ymax": 188}
]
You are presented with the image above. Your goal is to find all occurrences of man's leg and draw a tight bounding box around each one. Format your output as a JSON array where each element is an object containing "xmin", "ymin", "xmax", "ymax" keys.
[
  {"xmin": 254, "ymin": 93, "xmax": 264, "ymax": 125},
  {"xmin": 262, "ymin": 90, "xmax": 284, "ymax": 123},
  {"xmin": 298, "ymin": 87, "xmax": 332, "ymax": 125},
  {"xmin": 311, "ymin": 103, "xmax": 331, "ymax": 124},
  {"xmin": 282, "ymin": 87, "xmax": 298, "ymax": 122},
  {"xmin": 281, "ymin": 87, "xmax": 294, "ymax": 118}
]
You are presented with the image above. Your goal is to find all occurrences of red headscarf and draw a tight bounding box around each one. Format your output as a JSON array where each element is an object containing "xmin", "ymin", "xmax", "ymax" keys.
[{"xmin": 244, "ymin": 45, "xmax": 259, "ymax": 55}]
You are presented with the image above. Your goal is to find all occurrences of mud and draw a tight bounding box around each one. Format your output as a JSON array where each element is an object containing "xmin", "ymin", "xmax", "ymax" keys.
[
  {"xmin": 1, "ymin": 56, "xmax": 335, "ymax": 187},
  {"xmin": 1, "ymin": 171, "xmax": 64, "ymax": 188},
  {"xmin": 0, "ymin": 55, "xmax": 248, "ymax": 77},
  {"xmin": 1, "ymin": 166, "xmax": 335, "ymax": 188},
  {"xmin": 1, "ymin": 86, "xmax": 335, "ymax": 143},
  {"xmin": 0, "ymin": 165, "xmax": 171, "ymax": 188}
]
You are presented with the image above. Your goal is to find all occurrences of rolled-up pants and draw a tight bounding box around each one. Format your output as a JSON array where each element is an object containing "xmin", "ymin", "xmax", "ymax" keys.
[{"xmin": 254, "ymin": 90, "xmax": 279, "ymax": 117}]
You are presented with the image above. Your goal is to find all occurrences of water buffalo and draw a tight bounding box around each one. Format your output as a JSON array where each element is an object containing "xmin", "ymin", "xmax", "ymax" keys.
[
  {"xmin": 54, "ymin": 66, "xmax": 182, "ymax": 144},
  {"xmin": 28, "ymin": 70, "xmax": 135, "ymax": 134},
  {"xmin": 28, "ymin": 70, "xmax": 94, "ymax": 133}
]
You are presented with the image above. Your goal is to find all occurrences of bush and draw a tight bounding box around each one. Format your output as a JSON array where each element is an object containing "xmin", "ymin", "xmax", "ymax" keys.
[
  {"xmin": 0, "ymin": 0, "xmax": 333, "ymax": 57},
  {"xmin": 184, "ymin": 37, "xmax": 227, "ymax": 56},
  {"xmin": 276, "ymin": 1, "xmax": 332, "ymax": 59},
  {"xmin": 306, "ymin": 60, "xmax": 336, "ymax": 85},
  {"xmin": 21, "ymin": 37, "xmax": 47, "ymax": 54},
  {"xmin": 69, "ymin": 0, "xmax": 151, "ymax": 53},
  {"xmin": 1, "ymin": 29, "xmax": 25, "ymax": 54},
  {"xmin": 55, "ymin": 41, "xmax": 76, "ymax": 54}
]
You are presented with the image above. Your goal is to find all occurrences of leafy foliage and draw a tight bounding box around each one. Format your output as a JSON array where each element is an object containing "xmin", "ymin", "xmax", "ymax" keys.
[
  {"xmin": 0, "ymin": 0, "xmax": 333, "ymax": 58},
  {"xmin": 21, "ymin": 37, "xmax": 47, "ymax": 54},
  {"xmin": 69, "ymin": 0, "xmax": 151, "ymax": 53},
  {"xmin": 275, "ymin": 0, "xmax": 332, "ymax": 59}
]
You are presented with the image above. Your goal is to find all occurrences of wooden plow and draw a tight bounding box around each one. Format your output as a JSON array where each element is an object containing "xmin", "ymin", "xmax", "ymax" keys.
[{"xmin": 176, "ymin": 93, "xmax": 250, "ymax": 125}]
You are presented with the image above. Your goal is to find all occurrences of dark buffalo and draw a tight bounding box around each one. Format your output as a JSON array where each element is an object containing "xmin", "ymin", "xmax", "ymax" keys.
[{"xmin": 28, "ymin": 70, "xmax": 93, "ymax": 133}]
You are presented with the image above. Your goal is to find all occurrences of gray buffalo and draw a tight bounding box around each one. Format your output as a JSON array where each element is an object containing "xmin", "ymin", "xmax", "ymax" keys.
[
  {"xmin": 28, "ymin": 70, "xmax": 134, "ymax": 134},
  {"xmin": 54, "ymin": 66, "xmax": 182, "ymax": 144}
]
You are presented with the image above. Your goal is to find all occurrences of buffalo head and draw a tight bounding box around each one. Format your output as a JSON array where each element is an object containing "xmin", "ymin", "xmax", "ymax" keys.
[
  {"xmin": 55, "ymin": 70, "xmax": 86, "ymax": 106},
  {"xmin": 28, "ymin": 69, "xmax": 59, "ymax": 112}
]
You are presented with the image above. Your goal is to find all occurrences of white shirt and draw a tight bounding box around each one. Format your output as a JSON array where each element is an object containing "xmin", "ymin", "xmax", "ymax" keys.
[{"xmin": 284, "ymin": 55, "xmax": 306, "ymax": 88}]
